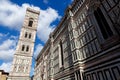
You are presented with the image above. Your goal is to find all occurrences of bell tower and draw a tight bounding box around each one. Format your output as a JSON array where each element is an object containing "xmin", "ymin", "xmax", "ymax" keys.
[{"xmin": 7, "ymin": 8, "xmax": 40, "ymax": 80}]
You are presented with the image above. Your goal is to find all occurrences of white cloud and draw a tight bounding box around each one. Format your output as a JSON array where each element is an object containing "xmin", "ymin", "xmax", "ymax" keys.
[
  {"xmin": 0, "ymin": 49, "xmax": 15, "ymax": 61},
  {"xmin": 0, "ymin": 62, "xmax": 12, "ymax": 72},
  {"xmin": 0, "ymin": 0, "xmax": 61, "ymax": 42},
  {"xmin": 0, "ymin": 33, "xmax": 4, "ymax": 40},
  {"xmin": 0, "ymin": 39, "xmax": 15, "ymax": 50},
  {"xmin": 0, "ymin": 33, "xmax": 9, "ymax": 40},
  {"xmin": 0, "ymin": 34, "xmax": 17, "ymax": 62},
  {"xmin": 0, "ymin": 33, "xmax": 17, "ymax": 72},
  {"xmin": 34, "ymin": 44, "xmax": 43, "ymax": 59},
  {"xmin": 0, "ymin": 0, "xmax": 40, "ymax": 30},
  {"xmin": 0, "ymin": 33, "xmax": 3, "ymax": 37},
  {"xmin": 37, "ymin": 7, "xmax": 61, "ymax": 42},
  {"xmin": 0, "ymin": 0, "xmax": 26, "ymax": 30}
]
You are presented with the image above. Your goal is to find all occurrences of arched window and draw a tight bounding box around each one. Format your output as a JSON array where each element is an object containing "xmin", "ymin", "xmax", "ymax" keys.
[
  {"xmin": 59, "ymin": 40, "xmax": 64, "ymax": 66},
  {"xmin": 22, "ymin": 45, "xmax": 25, "ymax": 51},
  {"xmin": 94, "ymin": 8, "xmax": 113, "ymax": 39},
  {"xmin": 25, "ymin": 32, "xmax": 27, "ymax": 38},
  {"xmin": 29, "ymin": 33, "xmax": 31, "ymax": 39},
  {"xmin": 28, "ymin": 18, "xmax": 34, "ymax": 27},
  {"xmin": 26, "ymin": 45, "xmax": 29, "ymax": 52}
]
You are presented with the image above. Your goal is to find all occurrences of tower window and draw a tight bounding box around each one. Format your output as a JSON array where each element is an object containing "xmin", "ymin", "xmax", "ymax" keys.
[
  {"xmin": 29, "ymin": 33, "xmax": 31, "ymax": 39},
  {"xmin": 94, "ymin": 8, "xmax": 113, "ymax": 39},
  {"xmin": 22, "ymin": 45, "xmax": 25, "ymax": 51},
  {"xmin": 25, "ymin": 32, "xmax": 27, "ymax": 38},
  {"xmin": 28, "ymin": 18, "xmax": 34, "ymax": 27},
  {"xmin": 28, "ymin": 20, "xmax": 33, "ymax": 27},
  {"xmin": 26, "ymin": 46, "xmax": 29, "ymax": 52}
]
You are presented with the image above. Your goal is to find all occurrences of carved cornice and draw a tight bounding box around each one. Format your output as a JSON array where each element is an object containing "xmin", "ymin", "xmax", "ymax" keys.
[{"xmin": 27, "ymin": 8, "xmax": 40, "ymax": 15}]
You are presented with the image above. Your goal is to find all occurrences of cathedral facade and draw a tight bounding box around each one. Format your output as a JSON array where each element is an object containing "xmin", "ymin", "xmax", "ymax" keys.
[
  {"xmin": 34, "ymin": 0, "xmax": 120, "ymax": 80},
  {"xmin": 7, "ymin": 8, "xmax": 40, "ymax": 80}
]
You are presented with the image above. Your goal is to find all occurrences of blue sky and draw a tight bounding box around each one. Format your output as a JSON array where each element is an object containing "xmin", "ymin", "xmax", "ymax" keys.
[{"xmin": 0, "ymin": 0, "xmax": 73, "ymax": 76}]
